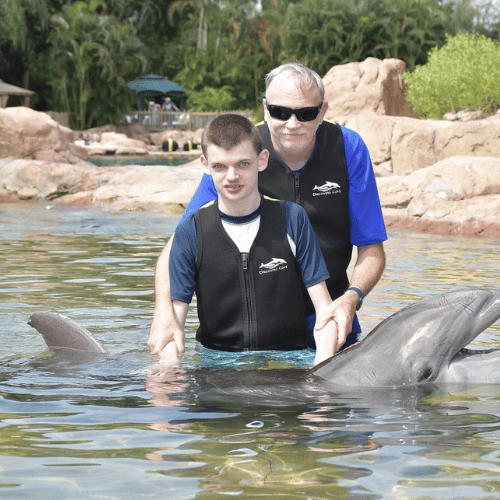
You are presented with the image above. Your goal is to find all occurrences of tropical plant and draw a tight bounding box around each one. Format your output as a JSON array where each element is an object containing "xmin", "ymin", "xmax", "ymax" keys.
[
  {"xmin": 0, "ymin": 0, "xmax": 55, "ymax": 51},
  {"xmin": 168, "ymin": 0, "xmax": 215, "ymax": 52},
  {"xmin": 169, "ymin": 0, "xmax": 277, "ymax": 110},
  {"xmin": 474, "ymin": 0, "xmax": 500, "ymax": 39},
  {"xmin": 185, "ymin": 85, "xmax": 235, "ymax": 110},
  {"xmin": 2, "ymin": 0, "xmax": 499, "ymax": 123},
  {"xmin": 47, "ymin": 1, "xmax": 147, "ymax": 129},
  {"xmin": 402, "ymin": 33, "xmax": 500, "ymax": 118},
  {"xmin": 0, "ymin": 0, "xmax": 53, "ymax": 93},
  {"xmin": 280, "ymin": 0, "xmax": 455, "ymax": 76}
]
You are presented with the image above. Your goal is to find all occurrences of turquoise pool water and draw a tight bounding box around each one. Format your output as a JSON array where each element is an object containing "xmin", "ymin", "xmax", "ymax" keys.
[
  {"xmin": 1, "ymin": 201, "xmax": 500, "ymax": 499},
  {"xmin": 88, "ymin": 155, "xmax": 197, "ymax": 167}
]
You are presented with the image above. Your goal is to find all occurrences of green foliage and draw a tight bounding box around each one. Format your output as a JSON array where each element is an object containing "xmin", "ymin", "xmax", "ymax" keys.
[
  {"xmin": 47, "ymin": 2, "xmax": 147, "ymax": 129},
  {"xmin": 1, "ymin": 0, "xmax": 500, "ymax": 126},
  {"xmin": 403, "ymin": 33, "xmax": 500, "ymax": 118},
  {"xmin": 169, "ymin": 0, "xmax": 277, "ymax": 110},
  {"xmin": 0, "ymin": 0, "xmax": 56, "ymax": 106},
  {"xmin": 281, "ymin": 0, "xmax": 455, "ymax": 76},
  {"xmin": 0, "ymin": 0, "xmax": 50, "ymax": 50},
  {"xmin": 184, "ymin": 86, "xmax": 235, "ymax": 111}
]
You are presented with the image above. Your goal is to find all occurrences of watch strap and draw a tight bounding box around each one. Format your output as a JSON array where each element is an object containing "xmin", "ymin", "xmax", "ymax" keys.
[{"xmin": 346, "ymin": 286, "xmax": 364, "ymax": 310}]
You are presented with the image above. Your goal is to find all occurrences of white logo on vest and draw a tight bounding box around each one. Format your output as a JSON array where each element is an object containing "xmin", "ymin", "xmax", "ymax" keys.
[
  {"xmin": 312, "ymin": 181, "xmax": 341, "ymax": 196},
  {"xmin": 259, "ymin": 258, "xmax": 288, "ymax": 274}
]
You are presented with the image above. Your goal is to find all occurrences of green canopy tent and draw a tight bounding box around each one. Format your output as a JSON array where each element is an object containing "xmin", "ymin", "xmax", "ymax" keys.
[{"xmin": 127, "ymin": 74, "xmax": 186, "ymax": 110}]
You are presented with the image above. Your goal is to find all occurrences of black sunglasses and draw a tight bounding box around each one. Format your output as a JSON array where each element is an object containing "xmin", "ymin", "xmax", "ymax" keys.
[{"xmin": 266, "ymin": 103, "xmax": 323, "ymax": 122}]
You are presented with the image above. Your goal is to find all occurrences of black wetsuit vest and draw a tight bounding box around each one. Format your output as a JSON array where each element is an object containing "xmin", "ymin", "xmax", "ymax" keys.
[
  {"xmin": 257, "ymin": 121, "xmax": 351, "ymax": 304},
  {"xmin": 194, "ymin": 197, "xmax": 308, "ymax": 351}
]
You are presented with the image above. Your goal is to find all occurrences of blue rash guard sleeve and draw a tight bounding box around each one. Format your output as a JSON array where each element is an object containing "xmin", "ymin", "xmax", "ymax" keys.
[
  {"xmin": 285, "ymin": 202, "xmax": 330, "ymax": 288},
  {"xmin": 170, "ymin": 214, "xmax": 198, "ymax": 303},
  {"xmin": 178, "ymin": 173, "xmax": 218, "ymax": 226},
  {"xmin": 342, "ymin": 126, "xmax": 388, "ymax": 246}
]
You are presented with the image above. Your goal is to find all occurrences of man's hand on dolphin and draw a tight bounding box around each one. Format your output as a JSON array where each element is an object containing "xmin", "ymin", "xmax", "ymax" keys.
[{"xmin": 314, "ymin": 292, "xmax": 358, "ymax": 350}]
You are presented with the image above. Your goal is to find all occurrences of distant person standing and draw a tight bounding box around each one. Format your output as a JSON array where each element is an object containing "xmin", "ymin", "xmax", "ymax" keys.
[
  {"xmin": 152, "ymin": 103, "xmax": 161, "ymax": 127},
  {"xmin": 143, "ymin": 101, "xmax": 155, "ymax": 126},
  {"xmin": 162, "ymin": 97, "xmax": 179, "ymax": 112}
]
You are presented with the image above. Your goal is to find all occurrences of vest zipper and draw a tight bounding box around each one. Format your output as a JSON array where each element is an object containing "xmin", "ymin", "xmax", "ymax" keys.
[
  {"xmin": 241, "ymin": 252, "xmax": 257, "ymax": 350},
  {"xmin": 293, "ymin": 172, "xmax": 301, "ymax": 204}
]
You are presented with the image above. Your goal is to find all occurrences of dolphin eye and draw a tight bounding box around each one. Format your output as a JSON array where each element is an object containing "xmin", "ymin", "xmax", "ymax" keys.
[{"xmin": 417, "ymin": 367, "xmax": 433, "ymax": 383}]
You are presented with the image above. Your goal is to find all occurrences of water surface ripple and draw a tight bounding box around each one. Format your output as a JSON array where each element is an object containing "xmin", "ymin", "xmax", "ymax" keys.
[{"xmin": 1, "ymin": 201, "xmax": 499, "ymax": 499}]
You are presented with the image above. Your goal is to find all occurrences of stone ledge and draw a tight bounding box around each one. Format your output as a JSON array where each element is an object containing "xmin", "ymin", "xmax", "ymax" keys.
[{"xmin": 383, "ymin": 209, "xmax": 500, "ymax": 239}]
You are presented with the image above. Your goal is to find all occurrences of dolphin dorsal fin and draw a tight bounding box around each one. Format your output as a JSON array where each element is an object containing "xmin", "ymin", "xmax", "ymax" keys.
[{"xmin": 28, "ymin": 312, "xmax": 109, "ymax": 354}]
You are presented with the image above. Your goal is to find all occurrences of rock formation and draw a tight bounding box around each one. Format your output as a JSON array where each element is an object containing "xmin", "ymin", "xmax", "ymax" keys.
[
  {"xmin": 336, "ymin": 113, "xmax": 500, "ymax": 175},
  {"xmin": 320, "ymin": 57, "xmax": 500, "ymax": 237},
  {"xmin": 323, "ymin": 57, "xmax": 419, "ymax": 120},
  {"xmin": 378, "ymin": 156, "xmax": 500, "ymax": 237},
  {"xmin": 0, "ymin": 107, "xmax": 86, "ymax": 163},
  {"xmin": 84, "ymin": 131, "xmax": 149, "ymax": 156},
  {"xmin": 0, "ymin": 158, "xmax": 100, "ymax": 201},
  {"xmin": 0, "ymin": 57, "xmax": 499, "ymax": 236}
]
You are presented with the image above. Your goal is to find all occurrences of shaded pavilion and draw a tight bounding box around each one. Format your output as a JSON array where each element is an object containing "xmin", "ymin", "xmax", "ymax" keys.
[
  {"xmin": 127, "ymin": 74, "xmax": 186, "ymax": 110},
  {"xmin": 0, "ymin": 80, "xmax": 35, "ymax": 108}
]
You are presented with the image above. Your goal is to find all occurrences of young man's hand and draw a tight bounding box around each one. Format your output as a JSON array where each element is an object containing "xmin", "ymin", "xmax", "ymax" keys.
[
  {"xmin": 148, "ymin": 305, "xmax": 185, "ymax": 355},
  {"xmin": 313, "ymin": 318, "xmax": 338, "ymax": 366}
]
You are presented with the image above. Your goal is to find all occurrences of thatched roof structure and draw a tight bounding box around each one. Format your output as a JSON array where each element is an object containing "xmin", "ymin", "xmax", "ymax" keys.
[{"xmin": 0, "ymin": 80, "xmax": 35, "ymax": 107}]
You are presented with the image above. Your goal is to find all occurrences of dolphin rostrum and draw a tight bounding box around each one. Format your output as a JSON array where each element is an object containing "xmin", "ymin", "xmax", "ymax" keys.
[
  {"xmin": 28, "ymin": 288, "xmax": 500, "ymax": 388},
  {"xmin": 311, "ymin": 288, "xmax": 500, "ymax": 387}
]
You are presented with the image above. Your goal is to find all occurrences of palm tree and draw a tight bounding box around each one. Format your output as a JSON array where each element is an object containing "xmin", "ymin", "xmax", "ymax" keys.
[
  {"xmin": 0, "ymin": 0, "xmax": 51, "ymax": 88},
  {"xmin": 48, "ymin": 3, "xmax": 147, "ymax": 128},
  {"xmin": 168, "ymin": 0, "xmax": 213, "ymax": 51},
  {"xmin": 281, "ymin": 0, "xmax": 456, "ymax": 75}
]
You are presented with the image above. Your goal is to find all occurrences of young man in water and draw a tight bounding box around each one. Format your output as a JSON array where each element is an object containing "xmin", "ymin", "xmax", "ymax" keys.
[{"xmin": 162, "ymin": 114, "xmax": 338, "ymax": 365}]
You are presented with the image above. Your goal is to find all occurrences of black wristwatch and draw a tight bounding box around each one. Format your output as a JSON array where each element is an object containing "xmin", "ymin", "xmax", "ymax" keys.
[{"xmin": 346, "ymin": 286, "xmax": 364, "ymax": 310}]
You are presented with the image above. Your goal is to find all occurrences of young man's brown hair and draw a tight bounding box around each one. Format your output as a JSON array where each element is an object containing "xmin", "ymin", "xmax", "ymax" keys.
[{"xmin": 201, "ymin": 114, "xmax": 263, "ymax": 156}]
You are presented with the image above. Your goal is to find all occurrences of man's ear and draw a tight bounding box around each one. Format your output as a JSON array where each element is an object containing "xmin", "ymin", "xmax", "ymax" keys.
[
  {"xmin": 258, "ymin": 149, "xmax": 269, "ymax": 172},
  {"xmin": 201, "ymin": 154, "xmax": 210, "ymax": 175},
  {"xmin": 319, "ymin": 101, "xmax": 329, "ymax": 123}
]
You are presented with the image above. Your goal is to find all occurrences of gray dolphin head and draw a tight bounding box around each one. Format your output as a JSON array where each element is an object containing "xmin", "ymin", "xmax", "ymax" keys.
[{"xmin": 311, "ymin": 288, "xmax": 500, "ymax": 387}]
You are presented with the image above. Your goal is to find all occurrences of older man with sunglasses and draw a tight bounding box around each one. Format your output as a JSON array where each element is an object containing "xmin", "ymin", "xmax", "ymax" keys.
[{"xmin": 148, "ymin": 62, "xmax": 387, "ymax": 357}]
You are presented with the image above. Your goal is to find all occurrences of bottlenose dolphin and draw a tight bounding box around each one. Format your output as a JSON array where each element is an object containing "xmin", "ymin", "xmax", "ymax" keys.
[
  {"xmin": 312, "ymin": 288, "xmax": 500, "ymax": 387},
  {"xmin": 28, "ymin": 288, "xmax": 500, "ymax": 388}
]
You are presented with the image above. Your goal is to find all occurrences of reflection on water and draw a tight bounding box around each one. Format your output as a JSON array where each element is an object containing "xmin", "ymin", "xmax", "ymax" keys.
[
  {"xmin": 88, "ymin": 156, "xmax": 198, "ymax": 167},
  {"xmin": 0, "ymin": 201, "xmax": 499, "ymax": 499}
]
